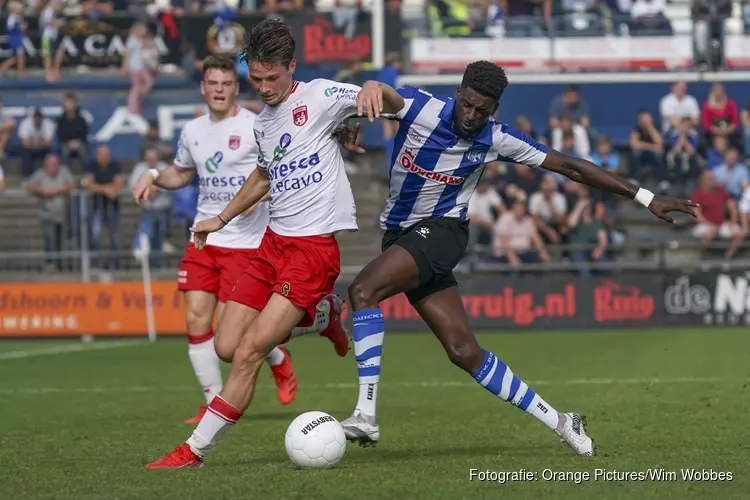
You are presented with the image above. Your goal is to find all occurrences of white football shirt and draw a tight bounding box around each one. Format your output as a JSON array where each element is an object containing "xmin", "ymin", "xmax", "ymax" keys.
[
  {"xmin": 174, "ymin": 106, "xmax": 269, "ymax": 249},
  {"xmin": 254, "ymin": 79, "xmax": 358, "ymax": 237}
]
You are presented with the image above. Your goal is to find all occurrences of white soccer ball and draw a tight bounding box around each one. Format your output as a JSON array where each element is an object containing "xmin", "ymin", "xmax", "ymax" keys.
[{"xmin": 285, "ymin": 411, "xmax": 347, "ymax": 469}]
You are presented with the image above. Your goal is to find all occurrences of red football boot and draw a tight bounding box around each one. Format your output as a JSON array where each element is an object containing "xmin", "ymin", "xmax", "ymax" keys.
[
  {"xmin": 319, "ymin": 295, "xmax": 350, "ymax": 357},
  {"xmin": 146, "ymin": 443, "xmax": 203, "ymax": 469},
  {"xmin": 184, "ymin": 405, "xmax": 207, "ymax": 424},
  {"xmin": 271, "ymin": 346, "xmax": 297, "ymax": 405}
]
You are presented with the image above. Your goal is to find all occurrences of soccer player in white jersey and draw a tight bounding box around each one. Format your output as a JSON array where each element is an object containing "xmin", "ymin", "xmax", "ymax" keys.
[
  {"xmin": 337, "ymin": 61, "xmax": 699, "ymax": 457},
  {"xmin": 145, "ymin": 20, "xmax": 363, "ymax": 469},
  {"xmin": 132, "ymin": 56, "xmax": 350, "ymax": 426}
]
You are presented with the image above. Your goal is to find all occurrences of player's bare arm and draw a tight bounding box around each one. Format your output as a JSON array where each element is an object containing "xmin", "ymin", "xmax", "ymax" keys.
[
  {"xmin": 540, "ymin": 149, "xmax": 699, "ymax": 224},
  {"xmin": 132, "ymin": 165, "xmax": 194, "ymax": 205},
  {"xmin": 356, "ymin": 81, "xmax": 405, "ymax": 121},
  {"xmin": 191, "ymin": 167, "xmax": 270, "ymax": 249}
]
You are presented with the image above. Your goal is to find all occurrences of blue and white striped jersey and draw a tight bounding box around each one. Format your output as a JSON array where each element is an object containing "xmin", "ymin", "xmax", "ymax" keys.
[{"xmin": 380, "ymin": 87, "xmax": 549, "ymax": 231}]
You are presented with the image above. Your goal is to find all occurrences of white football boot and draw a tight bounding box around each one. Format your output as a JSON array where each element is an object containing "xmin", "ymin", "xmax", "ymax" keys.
[
  {"xmin": 340, "ymin": 410, "xmax": 380, "ymax": 447},
  {"xmin": 555, "ymin": 412, "xmax": 596, "ymax": 457}
]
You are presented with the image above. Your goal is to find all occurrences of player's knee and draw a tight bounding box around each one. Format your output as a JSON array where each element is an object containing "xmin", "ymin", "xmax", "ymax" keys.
[
  {"xmin": 444, "ymin": 338, "xmax": 483, "ymax": 373},
  {"xmin": 214, "ymin": 337, "xmax": 235, "ymax": 363},
  {"xmin": 185, "ymin": 307, "xmax": 212, "ymax": 334},
  {"xmin": 348, "ymin": 279, "xmax": 378, "ymax": 310}
]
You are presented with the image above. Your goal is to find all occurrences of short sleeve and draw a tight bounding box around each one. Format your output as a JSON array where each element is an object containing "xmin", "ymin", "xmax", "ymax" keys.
[
  {"xmin": 554, "ymin": 193, "xmax": 567, "ymax": 213},
  {"xmin": 322, "ymin": 81, "xmax": 362, "ymax": 123},
  {"xmin": 492, "ymin": 124, "xmax": 549, "ymax": 168},
  {"xmin": 173, "ymin": 128, "xmax": 196, "ymax": 170},
  {"xmin": 17, "ymin": 119, "xmax": 31, "ymax": 140},
  {"xmin": 253, "ymin": 128, "xmax": 268, "ymax": 171},
  {"xmin": 527, "ymin": 193, "xmax": 542, "ymax": 215},
  {"xmin": 394, "ymin": 87, "xmax": 421, "ymax": 120},
  {"xmin": 740, "ymin": 189, "xmax": 750, "ymax": 213},
  {"xmin": 44, "ymin": 120, "xmax": 56, "ymax": 140}
]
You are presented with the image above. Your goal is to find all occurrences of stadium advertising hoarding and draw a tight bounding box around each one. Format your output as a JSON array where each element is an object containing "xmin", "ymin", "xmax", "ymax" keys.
[
  {"xmin": 0, "ymin": 12, "xmax": 400, "ymax": 69},
  {"xmin": 409, "ymin": 34, "xmax": 750, "ymax": 72},
  {"xmin": 0, "ymin": 276, "xmax": 661, "ymax": 337}
]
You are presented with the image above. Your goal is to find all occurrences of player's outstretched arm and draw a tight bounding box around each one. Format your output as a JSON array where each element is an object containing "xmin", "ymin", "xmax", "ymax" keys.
[
  {"xmin": 132, "ymin": 165, "xmax": 194, "ymax": 205},
  {"xmin": 356, "ymin": 81, "xmax": 405, "ymax": 121},
  {"xmin": 191, "ymin": 168, "xmax": 270, "ymax": 250},
  {"xmin": 541, "ymin": 149, "xmax": 699, "ymax": 224}
]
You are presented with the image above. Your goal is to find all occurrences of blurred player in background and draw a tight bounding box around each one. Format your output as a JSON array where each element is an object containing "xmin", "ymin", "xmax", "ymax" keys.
[
  {"xmin": 132, "ymin": 55, "xmax": 350, "ymax": 425},
  {"xmin": 340, "ymin": 61, "xmax": 698, "ymax": 457},
  {"xmin": 145, "ymin": 19, "xmax": 362, "ymax": 469}
]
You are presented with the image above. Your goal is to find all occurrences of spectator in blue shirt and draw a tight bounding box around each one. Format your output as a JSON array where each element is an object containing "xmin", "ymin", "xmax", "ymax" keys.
[
  {"xmin": 714, "ymin": 147, "xmax": 750, "ymax": 199},
  {"xmin": 707, "ymin": 135, "xmax": 728, "ymax": 170},
  {"xmin": 666, "ymin": 116, "xmax": 700, "ymax": 189},
  {"xmin": 591, "ymin": 136, "xmax": 620, "ymax": 171}
]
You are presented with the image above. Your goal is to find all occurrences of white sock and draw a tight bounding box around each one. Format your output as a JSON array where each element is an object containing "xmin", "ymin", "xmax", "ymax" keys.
[
  {"xmin": 266, "ymin": 346, "xmax": 285, "ymax": 367},
  {"xmin": 529, "ymin": 394, "xmax": 560, "ymax": 430},
  {"xmin": 289, "ymin": 297, "xmax": 331, "ymax": 338},
  {"xmin": 356, "ymin": 381, "xmax": 378, "ymax": 416},
  {"xmin": 186, "ymin": 396, "xmax": 243, "ymax": 458},
  {"xmin": 187, "ymin": 331, "xmax": 223, "ymax": 404}
]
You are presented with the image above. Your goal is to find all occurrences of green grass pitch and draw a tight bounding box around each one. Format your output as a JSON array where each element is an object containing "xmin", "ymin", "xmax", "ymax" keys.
[{"xmin": 1, "ymin": 328, "xmax": 749, "ymax": 499}]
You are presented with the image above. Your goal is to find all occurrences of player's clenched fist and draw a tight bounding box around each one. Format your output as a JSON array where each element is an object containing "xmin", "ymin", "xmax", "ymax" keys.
[
  {"xmin": 132, "ymin": 173, "xmax": 156, "ymax": 205},
  {"xmin": 190, "ymin": 217, "xmax": 225, "ymax": 251},
  {"xmin": 356, "ymin": 81, "xmax": 383, "ymax": 122}
]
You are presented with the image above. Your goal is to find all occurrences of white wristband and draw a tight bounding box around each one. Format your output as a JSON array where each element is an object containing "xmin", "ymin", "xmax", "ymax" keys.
[
  {"xmin": 635, "ymin": 187, "xmax": 654, "ymax": 208},
  {"xmin": 148, "ymin": 168, "xmax": 160, "ymax": 181}
]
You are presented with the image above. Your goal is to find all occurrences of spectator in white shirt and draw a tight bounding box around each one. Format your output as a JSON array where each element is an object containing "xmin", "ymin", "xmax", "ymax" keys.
[
  {"xmin": 467, "ymin": 178, "xmax": 505, "ymax": 252},
  {"xmin": 551, "ymin": 114, "xmax": 591, "ymax": 159},
  {"xmin": 630, "ymin": 0, "xmax": 672, "ymax": 34},
  {"xmin": 19, "ymin": 109, "xmax": 56, "ymax": 178},
  {"xmin": 528, "ymin": 174, "xmax": 568, "ymax": 244},
  {"xmin": 659, "ymin": 81, "xmax": 701, "ymax": 134}
]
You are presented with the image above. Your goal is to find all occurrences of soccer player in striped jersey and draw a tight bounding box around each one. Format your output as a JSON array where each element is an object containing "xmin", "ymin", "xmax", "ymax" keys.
[{"xmin": 341, "ymin": 61, "xmax": 698, "ymax": 457}]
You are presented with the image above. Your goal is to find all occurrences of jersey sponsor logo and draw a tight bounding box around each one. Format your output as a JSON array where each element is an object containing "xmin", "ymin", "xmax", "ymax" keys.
[
  {"xmin": 399, "ymin": 149, "xmax": 464, "ymax": 185},
  {"xmin": 293, "ymin": 105, "xmax": 308, "ymax": 127},
  {"xmin": 324, "ymin": 87, "xmax": 358, "ymax": 101},
  {"xmin": 204, "ymin": 151, "xmax": 224, "ymax": 174},
  {"xmin": 272, "ymin": 133, "xmax": 292, "ymax": 163},
  {"xmin": 228, "ymin": 135, "xmax": 241, "ymax": 151},
  {"xmin": 197, "ymin": 175, "xmax": 247, "ymax": 201},
  {"xmin": 267, "ymin": 152, "xmax": 323, "ymax": 194}
]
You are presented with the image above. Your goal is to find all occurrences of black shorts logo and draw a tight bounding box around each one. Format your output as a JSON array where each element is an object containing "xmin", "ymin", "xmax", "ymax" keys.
[{"xmin": 281, "ymin": 283, "xmax": 291, "ymax": 296}]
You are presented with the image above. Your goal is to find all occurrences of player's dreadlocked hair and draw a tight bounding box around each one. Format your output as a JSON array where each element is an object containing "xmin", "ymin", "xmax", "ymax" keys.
[
  {"xmin": 240, "ymin": 18, "xmax": 295, "ymax": 68},
  {"xmin": 461, "ymin": 61, "xmax": 509, "ymax": 102}
]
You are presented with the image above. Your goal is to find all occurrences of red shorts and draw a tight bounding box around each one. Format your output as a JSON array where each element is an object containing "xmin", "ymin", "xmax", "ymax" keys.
[
  {"xmin": 229, "ymin": 228, "xmax": 340, "ymax": 324},
  {"xmin": 178, "ymin": 243, "xmax": 258, "ymax": 303}
]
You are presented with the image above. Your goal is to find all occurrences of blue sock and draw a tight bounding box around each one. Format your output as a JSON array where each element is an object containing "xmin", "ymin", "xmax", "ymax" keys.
[
  {"xmin": 472, "ymin": 350, "xmax": 559, "ymax": 430},
  {"xmin": 352, "ymin": 308, "xmax": 384, "ymax": 416}
]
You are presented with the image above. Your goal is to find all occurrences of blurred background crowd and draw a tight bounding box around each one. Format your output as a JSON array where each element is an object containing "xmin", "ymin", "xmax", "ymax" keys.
[{"xmin": 0, "ymin": 0, "xmax": 748, "ymax": 279}]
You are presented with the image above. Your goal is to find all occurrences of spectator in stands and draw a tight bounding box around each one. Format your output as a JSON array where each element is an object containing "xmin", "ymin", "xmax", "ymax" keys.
[
  {"xmin": 567, "ymin": 193, "xmax": 609, "ymax": 276},
  {"xmin": 666, "ymin": 117, "xmax": 700, "ymax": 190},
  {"xmin": 529, "ymin": 174, "xmax": 568, "ymax": 245},
  {"xmin": 515, "ymin": 115, "xmax": 537, "ymax": 141},
  {"xmin": 501, "ymin": 0, "xmax": 552, "ymax": 38},
  {"xmin": 129, "ymin": 148, "xmax": 173, "ymax": 268},
  {"xmin": 707, "ymin": 135, "xmax": 728, "ymax": 170},
  {"xmin": 332, "ymin": 0, "xmax": 362, "ymax": 38},
  {"xmin": 629, "ymin": 0, "xmax": 672, "ymax": 35},
  {"xmin": 659, "ymin": 81, "xmax": 701, "ymax": 135},
  {"xmin": 0, "ymin": 163, "xmax": 5, "ymax": 192},
  {"xmin": 0, "ymin": 97, "xmax": 16, "ymax": 160},
  {"xmin": 56, "ymin": 93, "xmax": 89, "ymax": 169},
  {"xmin": 140, "ymin": 121, "xmax": 174, "ymax": 162},
  {"xmin": 551, "ymin": 114, "xmax": 590, "ymax": 159},
  {"xmin": 629, "ymin": 109, "xmax": 665, "ymax": 183},
  {"xmin": 591, "ymin": 136, "xmax": 620, "ymax": 172},
  {"xmin": 23, "ymin": 153, "xmax": 76, "ymax": 270},
  {"xmin": 41, "ymin": 0, "xmax": 64, "ymax": 83},
  {"xmin": 123, "ymin": 23, "xmax": 156, "ymax": 116},
  {"xmin": 559, "ymin": 0, "xmax": 605, "ymax": 36},
  {"xmin": 502, "ymin": 163, "xmax": 540, "ymax": 201},
  {"xmin": 468, "ymin": 178, "xmax": 505, "ymax": 252},
  {"xmin": 262, "ymin": 0, "xmax": 311, "ymax": 12},
  {"xmin": 0, "ymin": 2, "xmax": 26, "ymax": 78},
  {"xmin": 492, "ymin": 196, "xmax": 551, "ymax": 267},
  {"xmin": 549, "ymin": 86, "xmax": 590, "ymax": 131},
  {"xmin": 181, "ymin": 42, "xmax": 203, "ymax": 84},
  {"xmin": 713, "ymin": 148, "xmax": 749, "ymax": 199},
  {"xmin": 702, "ymin": 82, "xmax": 740, "ymax": 149},
  {"xmin": 742, "ymin": 101, "xmax": 750, "ymax": 158},
  {"xmin": 427, "ymin": 0, "xmax": 473, "ymax": 37},
  {"xmin": 19, "ymin": 109, "xmax": 56, "ymax": 179},
  {"xmin": 690, "ymin": 170, "xmax": 746, "ymax": 258},
  {"xmin": 83, "ymin": 145, "xmax": 123, "ymax": 269}
]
